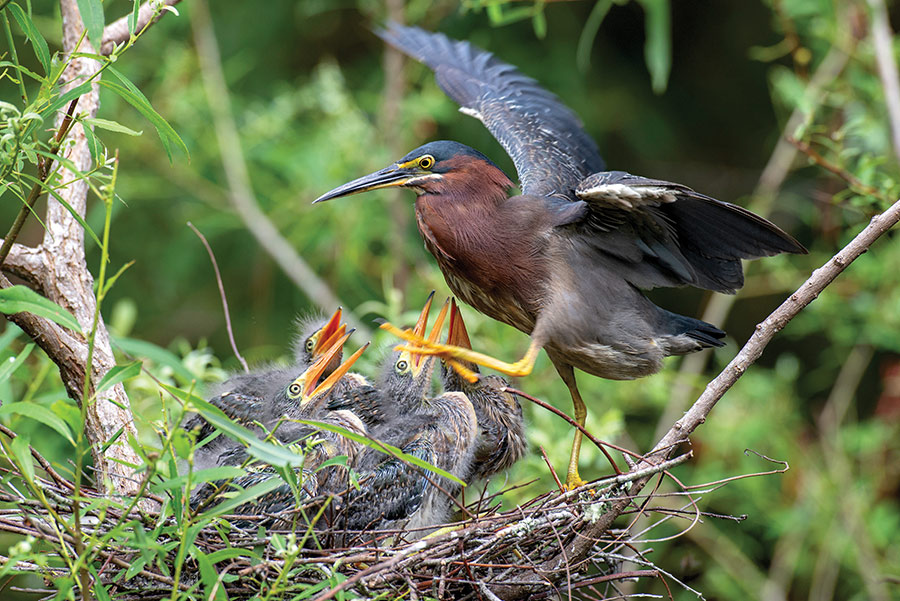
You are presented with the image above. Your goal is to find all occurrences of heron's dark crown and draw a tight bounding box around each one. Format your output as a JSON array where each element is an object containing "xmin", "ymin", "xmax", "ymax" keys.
[{"xmin": 400, "ymin": 140, "xmax": 502, "ymax": 173}]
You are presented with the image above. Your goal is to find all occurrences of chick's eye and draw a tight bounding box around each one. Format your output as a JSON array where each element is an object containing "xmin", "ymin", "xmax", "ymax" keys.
[
  {"xmin": 395, "ymin": 359, "xmax": 409, "ymax": 373},
  {"xmin": 418, "ymin": 155, "xmax": 434, "ymax": 170},
  {"xmin": 305, "ymin": 338, "xmax": 316, "ymax": 352},
  {"xmin": 288, "ymin": 383, "xmax": 302, "ymax": 397}
]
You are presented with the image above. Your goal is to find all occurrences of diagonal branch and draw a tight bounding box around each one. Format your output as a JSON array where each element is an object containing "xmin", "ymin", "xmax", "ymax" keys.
[
  {"xmin": 100, "ymin": 0, "xmax": 182, "ymax": 56},
  {"xmin": 497, "ymin": 197, "xmax": 900, "ymax": 597},
  {"xmin": 189, "ymin": 0, "xmax": 374, "ymax": 342}
]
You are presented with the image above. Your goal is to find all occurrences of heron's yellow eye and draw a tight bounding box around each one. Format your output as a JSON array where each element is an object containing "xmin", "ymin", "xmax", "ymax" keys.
[
  {"xmin": 418, "ymin": 155, "xmax": 435, "ymax": 170},
  {"xmin": 288, "ymin": 382, "xmax": 303, "ymax": 398},
  {"xmin": 395, "ymin": 358, "xmax": 409, "ymax": 373},
  {"xmin": 305, "ymin": 337, "xmax": 316, "ymax": 353}
]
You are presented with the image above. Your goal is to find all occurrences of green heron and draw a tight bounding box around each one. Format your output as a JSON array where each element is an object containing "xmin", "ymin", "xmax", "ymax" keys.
[
  {"xmin": 314, "ymin": 24, "xmax": 806, "ymax": 488},
  {"xmin": 441, "ymin": 299, "xmax": 526, "ymax": 483}
]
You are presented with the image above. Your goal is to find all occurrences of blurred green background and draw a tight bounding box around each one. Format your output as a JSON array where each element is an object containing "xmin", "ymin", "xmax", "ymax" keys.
[{"xmin": 2, "ymin": 0, "xmax": 899, "ymax": 598}]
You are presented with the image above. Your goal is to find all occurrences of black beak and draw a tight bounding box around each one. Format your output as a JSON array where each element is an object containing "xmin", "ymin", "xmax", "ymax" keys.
[{"xmin": 313, "ymin": 164, "xmax": 418, "ymax": 203}]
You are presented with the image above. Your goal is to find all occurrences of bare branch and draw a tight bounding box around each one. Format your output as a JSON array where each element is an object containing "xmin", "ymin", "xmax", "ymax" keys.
[
  {"xmin": 189, "ymin": 0, "xmax": 374, "ymax": 342},
  {"xmin": 187, "ymin": 221, "xmax": 249, "ymax": 372},
  {"xmin": 100, "ymin": 0, "xmax": 182, "ymax": 56},
  {"xmin": 515, "ymin": 198, "xmax": 900, "ymax": 593},
  {"xmin": 868, "ymin": 0, "xmax": 900, "ymax": 160}
]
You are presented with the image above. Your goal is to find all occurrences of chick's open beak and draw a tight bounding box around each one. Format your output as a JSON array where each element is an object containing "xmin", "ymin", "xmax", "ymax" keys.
[{"xmin": 312, "ymin": 307, "xmax": 346, "ymax": 358}]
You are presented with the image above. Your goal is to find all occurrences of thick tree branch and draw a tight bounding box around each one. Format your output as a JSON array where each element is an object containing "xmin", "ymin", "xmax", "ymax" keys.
[
  {"xmin": 100, "ymin": 0, "xmax": 182, "ymax": 56},
  {"xmin": 499, "ymin": 198, "xmax": 900, "ymax": 597}
]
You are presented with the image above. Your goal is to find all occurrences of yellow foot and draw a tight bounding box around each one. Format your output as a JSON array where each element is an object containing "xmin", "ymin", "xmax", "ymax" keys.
[
  {"xmin": 380, "ymin": 321, "xmax": 540, "ymax": 379},
  {"xmin": 564, "ymin": 473, "xmax": 587, "ymax": 492}
]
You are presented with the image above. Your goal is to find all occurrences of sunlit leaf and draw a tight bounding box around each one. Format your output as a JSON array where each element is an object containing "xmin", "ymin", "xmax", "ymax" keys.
[
  {"xmin": 96, "ymin": 360, "xmax": 142, "ymax": 393},
  {"xmin": 75, "ymin": 0, "xmax": 105, "ymax": 50},
  {"xmin": 0, "ymin": 400, "xmax": 76, "ymax": 446},
  {"xmin": 0, "ymin": 286, "xmax": 82, "ymax": 333}
]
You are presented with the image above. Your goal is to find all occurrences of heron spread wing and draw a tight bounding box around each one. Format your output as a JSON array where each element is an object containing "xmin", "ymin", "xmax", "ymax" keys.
[
  {"xmin": 574, "ymin": 171, "xmax": 807, "ymax": 292},
  {"xmin": 377, "ymin": 23, "xmax": 605, "ymax": 199}
]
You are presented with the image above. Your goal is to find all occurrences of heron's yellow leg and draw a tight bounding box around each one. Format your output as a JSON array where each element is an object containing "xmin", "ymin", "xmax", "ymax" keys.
[
  {"xmin": 565, "ymin": 384, "xmax": 588, "ymax": 490},
  {"xmin": 381, "ymin": 321, "xmax": 541, "ymax": 378}
]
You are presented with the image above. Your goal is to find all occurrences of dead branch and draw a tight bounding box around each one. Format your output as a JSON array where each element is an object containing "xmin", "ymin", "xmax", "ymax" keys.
[{"xmin": 868, "ymin": 0, "xmax": 900, "ymax": 160}]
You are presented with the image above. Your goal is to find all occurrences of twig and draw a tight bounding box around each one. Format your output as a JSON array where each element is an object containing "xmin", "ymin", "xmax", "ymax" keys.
[
  {"xmin": 189, "ymin": 0, "xmax": 373, "ymax": 341},
  {"xmin": 0, "ymin": 98, "xmax": 79, "ymax": 269},
  {"xmin": 504, "ymin": 386, "xmax": 622, "ymax": 475},
  {"xmin": 0, "ymin": 422, "xmax": 73, "ymax": 490},
  {"xmin": 787, "ymin": 136, "xmax": 885, "ymax": 201},
  {"xmin": 868, "ymin": 0, "xmax": 900, "ymax": 160},
  {"xmin": 187, "ymin": 221, "xmax": 249, "ymax": 372},
  {"xmin": 539, "ymin": 445, "xmax": 564, "ymax": 492}
]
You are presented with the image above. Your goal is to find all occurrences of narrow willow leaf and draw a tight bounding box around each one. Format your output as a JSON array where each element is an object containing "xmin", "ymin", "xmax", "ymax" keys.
[
  {"xmin": 198, "ymin": 476, "xmax": 285, "ymax": 518},
  {"xmin": 153, "ymin": 466, "xmax": 246, "ymax": 493},
  {"xmin": 637, "ymin": 0, "xmax": 672, "ymax": 93},
  {"xmin": 75, "ymin": 0, "xmax": 105, "ymax": 49},
  {"xmin": 9, "ymin": 435, "xmax": 34, "ymax": 484},
  {"xmin": 101, "ymin": 70, "xmax": 189, "ymax": 160},
  {"xmin": 7, "ymin": 3, "xmax": 51, "ymax": 75},
  {"xmin": 0, "ymin": 286, "xmax": 82, "ymax": 333},
  {"xmin": 300, "ymin": 419, "xmax": 465, "ymax": 486},
  {"xmin": 17, "ymin": 169, "xmax": 103, "ymax": 249},
  {"xmin": 128, "ymin": 0, "xmax": 140, "ymax": 35},
  {"xmin": 84, "ymin": 117, "xmax": 143, "ymax": 136},
  {"xmin": 0, "ymin": 401, "xmax": 76, "ymax": 446},
  {"xmin": 96, "ymin": 360, "xmax": 142, "ymax": 393},
  {"xmin": 82, "ymin": 121, "xmax": 103, "ymax": 163},
  {"xmin": 577, "ymin": 0, "xmax": 614, "ymax": 72},
  {"xmin": 0, "ymin": 341, "xmax": 33, "ymax": 382},
  {"xmin": 111, "ymin": 336, "xmax": 197, "ymax": 385},
  {"xmin": 163, "ymin": 384, "xmax": 307, "ymax": 467}
]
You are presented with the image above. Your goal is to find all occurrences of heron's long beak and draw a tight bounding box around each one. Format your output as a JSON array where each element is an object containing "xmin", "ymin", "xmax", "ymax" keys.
[
  {"xmin": 446, "ymin": 299, "xmax": 472, "ymax": 350},
  {"xmin": 313, "ymin": 164, "xmax": 419, "ymax": 203},
  {"xmin": 311, "ymin": 307, "xmax": 346, "ymax": 358},
  {"xmin": 294, "ymin": 332, "xmax": 368, "ymax": 404}
]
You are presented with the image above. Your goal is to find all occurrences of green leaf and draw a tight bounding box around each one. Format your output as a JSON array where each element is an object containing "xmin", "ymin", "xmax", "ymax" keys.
[
  {"xmin": 637, "ymin": 0, "xmax": 672, "ymax": 93},
  {"xmin": 75, "ymin": 0, "xmax": 105, "ymax": 50},
  {"xmin": 162, "ymin": 384, "xmax": 308, "ymax": 467},
  {"xmin": 82, "ymin": 120, "xmax": 103, "ymax": 163},
  {"xmin": 195, "ymin": 551, "xmax": 226, "ymax": 601},
  {"xmin": 0, "ymin": 341, "xmax": 33, "ymax": 382},
  {"xmin": 204, "ymin": 547, "xmax": 258, "ymax": 564},
  {"xmin": 111, "ymin": 336, "xmax": 197, "ymax": 385},
  {"xmin": 84, "ymin": 118, "xmax": 143, "ymax": 137},
  {"xmin": 17, "ymin": 169, "xmax": 103, "ymax": 249},
  {"xmin": 9, "ymin": 434, "xmax": 34, "ymax": 484},
  {"xmin": 152, "ymin": 466, "xmax": 246, "ymax": 493},
  {"xmin": 96, "ymin": 360, "xmax": 142, "ymax": 393},
  {"xmin": 198, "ymin": 475, "xmax": 285, "ymax": 518},
  {"xmin": 300, "ymin": 419, "xmax": 466, "ymax": 486},
  {"xmin": 128, "ymin": 0, "xmax": 141, "ymax": 35},
  {"xmin": 7, "ymin": 3, "xmax": 51, "ymax": 75},
  {"xmin": 577, "ymin": 0, "xmax": 614, "ymax": 72},
  {"xmin": 0, "ymin": 400, "xmax": 76, "ymax": 446},
  {"xmin": 101, "ymin": 69, "xmax": 189, "ymax": 161},
  {"xmin": 0, "ymin": 286, "xmax": 82, "ymax": 333}
]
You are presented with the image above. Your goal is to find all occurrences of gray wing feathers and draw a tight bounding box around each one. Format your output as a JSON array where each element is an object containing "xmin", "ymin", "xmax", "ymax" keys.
[{"xmin": 377, "ymin": 23, "xmax": 604, "ymax": 198}]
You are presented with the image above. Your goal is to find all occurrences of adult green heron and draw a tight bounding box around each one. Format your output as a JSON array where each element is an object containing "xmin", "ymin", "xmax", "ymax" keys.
[
  {"xmin": 314, "ymin": 24, "xmax": 806, "ymax": 488},
  {"xmin": 440, "ymin": 299, "xmax": 526, "ymax": 484}
]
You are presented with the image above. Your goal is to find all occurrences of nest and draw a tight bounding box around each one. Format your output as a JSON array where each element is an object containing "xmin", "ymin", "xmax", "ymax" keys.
[{"xmin": 0, "ymin": 445, "xmax": 757, "ymax": 601}]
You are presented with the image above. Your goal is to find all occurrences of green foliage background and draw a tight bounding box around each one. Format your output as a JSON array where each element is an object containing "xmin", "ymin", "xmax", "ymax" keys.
[{"xmin": 1, "ymin": 0, "xmax": 899, "ymax": 599}]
